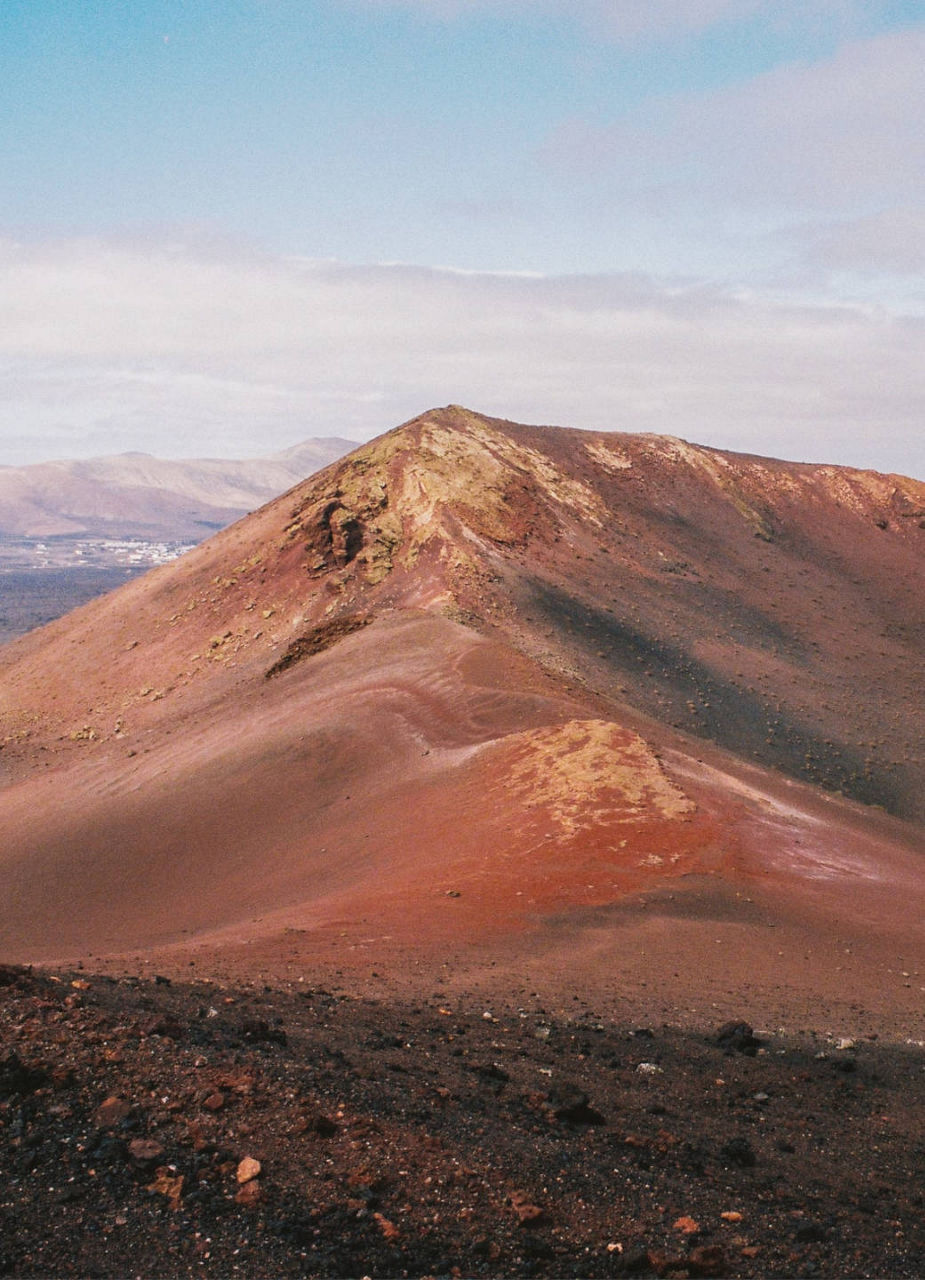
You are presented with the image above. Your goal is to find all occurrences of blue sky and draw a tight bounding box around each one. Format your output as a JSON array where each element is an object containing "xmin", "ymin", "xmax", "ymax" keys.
[{"xmin": 1, "ymin": 1, "xmax": 924, "ymax": 474}]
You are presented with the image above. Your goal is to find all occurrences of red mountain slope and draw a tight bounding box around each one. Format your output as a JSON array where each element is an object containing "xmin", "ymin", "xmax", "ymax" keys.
[{"xmin": 0, "ymin": 407, "xmax": 922, "ymax": 1024}]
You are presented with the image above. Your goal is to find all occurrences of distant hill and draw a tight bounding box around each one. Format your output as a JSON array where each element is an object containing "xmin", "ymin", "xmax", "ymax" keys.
[{"xmin": 0, "ymin": 437, "xmax": 357, "ymax": 541}]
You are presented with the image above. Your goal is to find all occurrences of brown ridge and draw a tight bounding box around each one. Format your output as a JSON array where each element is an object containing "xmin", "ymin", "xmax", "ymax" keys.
[{"xmin": 0, "ymin": 406, "xmax": 921, "ymax": 1032}]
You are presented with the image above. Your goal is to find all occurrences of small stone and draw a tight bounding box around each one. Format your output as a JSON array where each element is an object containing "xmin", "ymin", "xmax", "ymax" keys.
[
  {"xmin": 643, "ymin": 1249, "xmax": 681, "ymax": 1276},
  {"xmin": 141, "ymin": 1014, "xmax": 183, "ymax": 1040},
  {"xmin": 202, "ymin": 1092, "xmax": 225, "ymax": 1112},
  {"xmin": 549, "ymin": 1082, "xmax": 606, "ymax": 1125},
  {"xmin": 372, "ymin": 1211, "xmax": 400, "ymax": 1240},
  {"xmin": 239, "ymin": 1017, "xmax": 287, "ymax": 1046},
  {"xmin": 147, "ymin": 1167, "xmax": 184, "ymax": 1211},
  {"xmin": 674, "ymin": 1215, "xmax": 700, "ymax": 1235},
  {"xmin": 235, "ymin": 1178, "xmax": 262, "ymax": 1207},
  {"xmin": 715, "ymin": 1021, "xmax": 761, "ymax": 1056},
  {"xmin": 720, "ymin": 1211, "xmax": 743, "ymax": 1223},
  {"xmin": 509, "ymin": 1190, "xmax": 547, "ymax": 1227},
  {"xmin": 636, "ymin": 1061, "xmax": 663, "ymax": 1075},
  {"xmin": 688, "ymin": 1243, "xmax": 727, "ymax": 1277},
  {"xmin": 127, "ymin": 1138, "xmax": 164, "ymax": 1167},
  {"xmin": 186, "ymin": 1120, "xmax": 208, "ymax": 1152},
  {"xmin": 476, "ymin": 1062, "xmax": 510, "ymax": 1084},
  {"xmin": 236, "ymin": 1156, "xmax": 262, "ymax": 1184},
  {"xmin": 95, "ymin": 1097, "xmax": 132, "ymax": 1128}
]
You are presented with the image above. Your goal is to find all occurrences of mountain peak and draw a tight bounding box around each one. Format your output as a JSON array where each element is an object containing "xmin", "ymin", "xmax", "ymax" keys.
[{"xmin": 0, "ymin": 407, "xmax": 922, "ymax": 978}]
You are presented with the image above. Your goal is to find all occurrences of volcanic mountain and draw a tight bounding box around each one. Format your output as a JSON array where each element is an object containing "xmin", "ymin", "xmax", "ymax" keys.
[{"xmin": 0, "ymin": 406, "xmax": 922, "ymax": 1026}]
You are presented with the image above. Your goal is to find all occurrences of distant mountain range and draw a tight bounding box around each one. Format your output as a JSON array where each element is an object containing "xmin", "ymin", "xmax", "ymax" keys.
[{"xmin": 0, "ymin": 437, "xmax": 357, "ymax": 541}]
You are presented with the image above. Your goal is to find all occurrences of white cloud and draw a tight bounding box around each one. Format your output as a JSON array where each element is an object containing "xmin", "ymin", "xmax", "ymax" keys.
[
  {"xmin": 787, "ymin": 207, "xmax": 925, "ymax": 277},
  {"xmin": 541, "ymin": 26, "xmax": 925, "ymax": 211},
  {"xmin": 0, "ymin": 237, "xmax": 923, "ymax": 478}
]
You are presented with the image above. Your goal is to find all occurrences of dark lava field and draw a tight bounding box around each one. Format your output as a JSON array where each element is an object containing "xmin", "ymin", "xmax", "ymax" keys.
[{"xmin": 1, "ymin": 964, "xmax": 922, "ymax": 1279}]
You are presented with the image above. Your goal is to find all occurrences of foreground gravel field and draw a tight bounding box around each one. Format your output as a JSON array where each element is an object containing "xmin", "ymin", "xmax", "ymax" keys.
[{"xmin": 1, "ymin": 964, "xmax": 922, "ymax": 1278}]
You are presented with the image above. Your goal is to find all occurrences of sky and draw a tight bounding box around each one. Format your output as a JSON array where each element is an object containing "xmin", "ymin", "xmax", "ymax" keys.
[{"xmin": 1, "ymin": 0, "xmax": 923, "ymax": 476}]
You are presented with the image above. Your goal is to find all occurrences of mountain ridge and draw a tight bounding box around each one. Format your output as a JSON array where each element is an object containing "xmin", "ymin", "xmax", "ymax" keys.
[
  {"xmin": 0, "ymin": 435, "xmax": 357, "ymax": 540},
  {"xmin": 0, "ymin": 406, "xmax": 921, "ymax": 1003}
]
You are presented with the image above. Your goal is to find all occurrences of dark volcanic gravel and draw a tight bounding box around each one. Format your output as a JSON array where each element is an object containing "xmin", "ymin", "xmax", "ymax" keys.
[{"xmin": 0, "ymin": 964, "xmax": 922, "ymax": 1278}]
